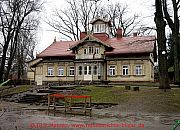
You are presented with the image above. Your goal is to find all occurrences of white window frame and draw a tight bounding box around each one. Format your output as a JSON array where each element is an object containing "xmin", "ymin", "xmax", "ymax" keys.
[
  {"xmin": 78, "ymin": 66, "xmax": 83, "ymax": 75},
  {"xmin": 93, "ymin": 65, "xmax": 98, "ymax": 75},
  {"xmin": 48, "ymin": 67, "xmax": 53, "ymax": 76},
  {"xmin": 122, "ymin": 65, "xmax": 129, "ymax": 75},
  {"xmin": 88, "ymin": 46, "xmax": 94, "ymax": 54},
  {"xmin": 84, "ymin": 66, "xmax": 87, "ymax": 75},
  {"xmin": 135, "ymin": 65, "xmax": 142, "ymax": 75},
  {"xmin": 95, "ymin": 48, "xmax": 100, "ymax": 54},
  {"xmin": 94, "ymin": 24, "xmax": 102, "ymax": 33},
  {"xmin": 98, "ymin": 65, "xmax": 101, "ymax": 75},
  {"xmin": 109, "ymin": 65, "xmax": 116, "ymax": 76},
  {"xmin": 97, "ymin": 24, "xmax": 100, "ymax": 32},
  {"xmin": 58, "ymin": 66, "xmax": 64, "ymax": 76},
  {"xmin": 88, "ymin": 66, "xmax": 92, "ymax": 75},
  {"xmin": 101, "ymin": 24, "xmax": 105, "ymax": 32},
  {"xmin": 69, "ymin": 66, "xmax": 75, "ymax": 76},
  {"xmin": 93, "ymin": 25, "xmax": 97, "ymax": 32},
  {"xmin": 84, "ymin": 48, "xmax": 87, "ymax": 54}
]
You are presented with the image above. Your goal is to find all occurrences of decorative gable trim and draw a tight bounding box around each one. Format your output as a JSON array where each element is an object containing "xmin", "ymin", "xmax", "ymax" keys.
[{"xmin": 70, "ymin": 35, "xmax": 112, "ymax": 50}]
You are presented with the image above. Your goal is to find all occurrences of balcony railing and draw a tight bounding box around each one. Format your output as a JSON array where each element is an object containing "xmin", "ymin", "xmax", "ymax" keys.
[{"xmin": 75, "ymin": 54, "xmax": 105, "ymax": 59}]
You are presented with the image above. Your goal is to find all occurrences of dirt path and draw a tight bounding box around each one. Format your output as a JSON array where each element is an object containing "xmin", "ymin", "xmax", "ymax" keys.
[{"xmin": 0, "ymin": 101, "xmax": 180, "ymax": 130}]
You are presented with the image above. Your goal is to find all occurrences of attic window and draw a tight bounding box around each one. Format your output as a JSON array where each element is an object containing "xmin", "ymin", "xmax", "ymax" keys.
[
  {"xmin": 94, "ymin": 24, "xmax": 105, "ymax": 33},
  {"xmin": 88, "ymin": 46, "xmax": 94, "ymax": 54},
  {"xmin": 95, "ymin": 48, "xmax": 99, "ymax": 54},
  {"xmin": 84, "ymin": 48, "xmax": 87, "ymax": 54}
]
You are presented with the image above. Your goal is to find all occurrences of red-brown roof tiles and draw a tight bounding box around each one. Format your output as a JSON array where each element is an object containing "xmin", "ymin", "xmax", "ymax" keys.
[
  {"xmin": 37, "ymin": 36, "xmax": 155, "ymax": 58},
  {"xmin": 37, "ymin": 41, "xmax": 76, "ymax": 57},
  {"xmin": 105, "ymin": 36, "xmax": 155, "ymax": 55}
]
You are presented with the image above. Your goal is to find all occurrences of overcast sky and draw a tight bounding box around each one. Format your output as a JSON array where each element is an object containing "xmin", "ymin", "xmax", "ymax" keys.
[{"xmin": 36, "ymin": 0, "xmax": 155, "ymax": 53}]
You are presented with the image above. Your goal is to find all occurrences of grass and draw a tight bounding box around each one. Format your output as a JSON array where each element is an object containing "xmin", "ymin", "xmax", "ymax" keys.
[
  {"xmin": 0, "ymin": 85, "xmax": 30, "ymax": 97},
  {"xmin": 76, "ymin": 86, "xmax": 180, "ymax": 113},
  {"xmin": 109, "ymin": 82, "xmax": 160, "ymax": 87},
  {"xmin": 1, "ymin": 85, "xmax": 180, "ymax": 113},
  {"xmin": 76, "ymin": 86, "xmax": 129, "ymax": 103}
]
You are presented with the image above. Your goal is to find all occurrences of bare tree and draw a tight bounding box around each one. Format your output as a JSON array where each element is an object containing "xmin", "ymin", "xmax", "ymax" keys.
[
  {"xmin": 46, "ymin": 0, "xmax": 100, "ymax": 41},
  {"xmin": 0, "ymin": 0, "xmax": 43, "ymax": 82},
  {"xmin": 99, "ymin": 3, "xmax": 148, "ymax": 37},
  {"xmin": 154, "ymin": 0, "xmax": 170, "ymax": 89},
  {"xmin": 162, "ymin": 0, "xmax": 180, "ymax": 85},
  {"xmin": 11, "ymin": 17, "xmax": 40, "ymax": 80},
  {"xmin": 47, "ymin": 1, "xmax": 152, "ymax": 40}
]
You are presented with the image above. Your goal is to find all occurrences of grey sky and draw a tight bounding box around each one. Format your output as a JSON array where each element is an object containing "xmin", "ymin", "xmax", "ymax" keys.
[{"xmin": 36, "ymin": 0, "xmax": 155, "ymax": 53}]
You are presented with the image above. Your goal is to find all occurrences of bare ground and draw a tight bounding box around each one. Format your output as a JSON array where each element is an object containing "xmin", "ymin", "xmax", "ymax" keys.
[
  {"xmin": 0, "ymin": 100, "xmax": 180, "ymax": 130},
  {"xmin": 0, "ymin": 87, "xmax": 180, "ymax": 130}
]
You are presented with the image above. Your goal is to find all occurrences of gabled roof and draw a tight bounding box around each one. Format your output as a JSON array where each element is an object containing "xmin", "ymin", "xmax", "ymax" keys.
[
  {"xmin": 70, "ymin": 34, "xmax": 112, "ymax": 50},
  {"xmin": 37, "ymin": 36, "xmax": 156, "ymax": 58},
  {"xmin": 37, "ymin": 41, "xmax": 76, "ymax": 58}
]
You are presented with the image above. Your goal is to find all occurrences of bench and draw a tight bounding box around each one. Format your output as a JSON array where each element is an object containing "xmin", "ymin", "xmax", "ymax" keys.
[{"xmin": 133, "ymin": 87, "xmax": 139, "ymax": 91}]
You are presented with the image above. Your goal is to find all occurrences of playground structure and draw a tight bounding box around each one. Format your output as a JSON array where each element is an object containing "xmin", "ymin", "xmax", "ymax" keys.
[{"xmin": 48, "ymin": 93, "xmax": 92, "ymax": 116}]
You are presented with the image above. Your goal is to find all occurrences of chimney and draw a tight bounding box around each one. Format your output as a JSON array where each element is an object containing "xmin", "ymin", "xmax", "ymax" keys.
[
  {"xmin": 80, "ymin": 32, "xmax": 87, "ymax": 39},
  {"xmin": 133, "ymin": 32, "xmax": 137, "ymax": 37},
  {"xmin": 53, "ymin": 36, "xmax": 56, "ymax": 42},
  {"xmin": 116, "ymin": 28, "xmax": 123, "ymax": 38}
]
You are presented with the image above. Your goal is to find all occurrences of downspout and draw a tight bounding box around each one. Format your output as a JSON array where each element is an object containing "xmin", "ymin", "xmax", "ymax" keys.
[{"xmin": 74, "ymin": 62, "xmax": 76, "ymax": 85}]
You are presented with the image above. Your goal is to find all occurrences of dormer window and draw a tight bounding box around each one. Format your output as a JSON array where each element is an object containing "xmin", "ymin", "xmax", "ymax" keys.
[{"xmin": 94, "ymin": 24, "xmax": 105, "ymax": 33}]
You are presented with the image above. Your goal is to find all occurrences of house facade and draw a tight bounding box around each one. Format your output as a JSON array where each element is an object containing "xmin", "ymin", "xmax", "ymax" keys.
[{"xmin": 27, "ymin": 18, "xmax": 157, "ymax": 85}]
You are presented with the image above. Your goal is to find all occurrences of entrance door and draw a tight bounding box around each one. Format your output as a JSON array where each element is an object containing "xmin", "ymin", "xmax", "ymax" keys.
[
  {"xmin": 84, "ymin": 66, "xmax": 92, "ymax": 81},
  {"xmin": 36, "ymin": 75, "xmax": 42, "ymax": 85}
]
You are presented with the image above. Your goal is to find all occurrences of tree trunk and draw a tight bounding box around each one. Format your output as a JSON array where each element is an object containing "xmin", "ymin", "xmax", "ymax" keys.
[
  {"xmin": 162, "ymin": 0, "xmax": 180, "ymax": 85},
  {"xmin": 154, "ymin": 0, "xmax": 170, "ymax": 89},
  {"xmin": 0, "ymin": 41, "xmax": 10, "ymax": 83},
  {"xmin": 172, "ymin": 0, "xmax": 180, "ymax": 84}
]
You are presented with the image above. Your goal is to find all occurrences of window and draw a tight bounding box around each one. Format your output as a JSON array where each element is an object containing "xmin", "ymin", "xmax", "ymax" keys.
[
  {"xmin": 97, "ymin": 24, "xmax": 100, "ymax": 32},
  {"xmin": 98, "ymin": 65, "xmax": 101, "ymax": 75},
  {"xmin": 135, "ymin": 65, "xmax": 142, "ymax": 75},
  {"xmin": 88, "ymin": 46, "xmax": 94, "ymax": 54},
  {"xmin": 48, "ymin": 67, "xmax": 53, "ymax": 76},
  {"xmin": 88, "ymin": 66, "xmax": 91, "ymax": 75},
  {"xmin": 93, "ymin": 25, "xmax": 97, "ymax": 32},
  {"xmin": 69, "ymin": 67, "xmax": 74, "ymax": 76},
  {"xmin": 58, "ymin": 66, "xmax": 64, "ymax": 76},
  {"xmin": 100, "ymin": 24, "xmax": 105, "ymax": 32},
  {"xmin": 79, "ymin": 66, "xmax": 82, "ymax": 75},
  {"xmin": 94, "ymin": 24, "xmax": 105, "ymax": 33},
  {"xmin": 122, "ymin": 65, "xmax": 129, "ymax": 75},
  {"xmin": 95, "ymin": 48, "xmax": 99, "ymax": 54},
  {"xmin": 93, "ymin": 66, "xmax": 97, "ymax": 75},
  {"xmin": 84, "ymin": 48, "xmax": 87, "ymax": 54},
  {"xmin": 109, "ymin": 66, "xmax": 115, "ymax": 76},
  {"xmin": 84, "ymin": 66, "xmax": 87, "ymax": 75}
]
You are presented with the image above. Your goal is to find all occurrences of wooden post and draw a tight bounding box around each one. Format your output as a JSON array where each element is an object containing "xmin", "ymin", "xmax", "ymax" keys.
[
  {"xmin": 53, "ymin": 96, "xmax": 56, "ymax": 116},
  {"xmin": 64, "ymin": 97, "xmax": 67, "ymax": 113},
  {"xmin": 47, "ymin": 94, "xmax": 50, "ymax": 115},
  {"xmin": 90, "ymin": 97, "xmax": 92, "ymax": 117},
  {"xmin": 84, "ymin": 98, "xmax": 87, "ymax": 115}
]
